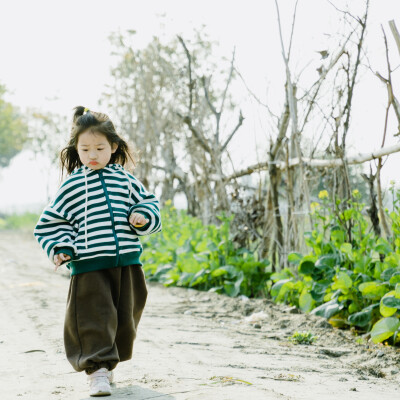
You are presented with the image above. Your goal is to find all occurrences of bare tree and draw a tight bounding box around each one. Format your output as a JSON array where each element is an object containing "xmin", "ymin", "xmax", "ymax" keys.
[{"xmin": 176, "ymin": 35, "xmax": 244, "ymax": 222}]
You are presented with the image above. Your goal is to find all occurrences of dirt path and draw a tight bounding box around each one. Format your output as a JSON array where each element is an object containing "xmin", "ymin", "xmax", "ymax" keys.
[{"xmin": 1, "ymin": 231, "xmax": 400, "ymax": 399}]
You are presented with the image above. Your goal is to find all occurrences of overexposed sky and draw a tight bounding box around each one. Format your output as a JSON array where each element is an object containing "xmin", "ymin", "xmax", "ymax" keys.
[{"xmin": 0, "ymin": 0, "xmax": 400, "ymax": 212}]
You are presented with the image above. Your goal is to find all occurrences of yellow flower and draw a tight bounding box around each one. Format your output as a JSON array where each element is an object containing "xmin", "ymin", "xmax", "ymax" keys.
[
  {"xmin": 165, "ymin": 199, "xmax": 172, "ymax": 206},
  {"xmin": 310, "ymin": 202, "xmax": 320, "ymax": 212},
  {"xmin": 352, "ymin": 189, "xmax": 360, "ymax": 198},
  {"xmin": 318, "ymin": 190, "xmax": 329, "ymax": 200}
]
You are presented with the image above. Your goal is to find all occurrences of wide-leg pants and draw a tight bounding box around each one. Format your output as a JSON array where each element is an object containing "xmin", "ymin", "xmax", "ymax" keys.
[{"xmin": 63, "ymin": 264, "xmax": 148, "ymax": 374}]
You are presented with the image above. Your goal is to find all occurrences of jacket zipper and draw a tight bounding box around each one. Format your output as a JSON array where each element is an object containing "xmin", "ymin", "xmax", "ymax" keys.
[{"xmin": 99, "ymin": 170, "xmax": 120, "ymax": 266}]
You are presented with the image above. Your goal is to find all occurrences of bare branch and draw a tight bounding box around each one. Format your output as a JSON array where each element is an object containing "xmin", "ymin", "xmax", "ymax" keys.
[
  {"xmin": 233, "ymin": 66, "xmax": 279, "ymax": 120},
  {"xmin": 381, "ymin": 25, "xmax": 391, "ymax": 147},
  {"xmin": 220, "ymin": 47, "xmax": 236, "ymax": 116},
  {"xmin": 271, "ymin": 98, "xmax": 290, "ymax": 158},
  {"xmin": 287, "ymin": 0, "xmax": 299, "ymax": 61},
  {"xmin": 375, "ymin": 25, "xmax": 400, "ymax": 132},
  {"xmin": 225, "ymin": 142, "xmax": 400, "ymax": 180},
  {"xmin": 300, "ymin": 45, "xmax": 347, "ymax": 132},
  {"xmin": 221, "ymin": 110, "xmax": 245, "ymax": 152},
  {"xmin": 326, "ymin": 0, "xmax": 360, "ymax": 24},
  {"xmin": 389, "ymin": 20, "xmax": 400, "ymax": 57},
  {"xmin": 341, "ymin": 0, "xmax": 369, "ymax": 149},
  {"xmin": 201, "ymin": 76, "xmax": 219, "ymax": 118},
  {"xmin": 176, "ymin": 112, "xmax": 213, "ymax": 154},
  {"xmin": 177, "ymin": 35, "xmax": 194, "ymax": 112},
  {"xmin": 275, "ymin": 0, "xmax": 288, "ymax": 61},
  {"xmin": 275, "ymin": 0, "xmax": 311, "ymax": 219}
]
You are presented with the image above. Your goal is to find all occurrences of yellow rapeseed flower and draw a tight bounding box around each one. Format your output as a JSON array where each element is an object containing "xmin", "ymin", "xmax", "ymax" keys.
[
  {"xmin": 310, "ymin": 202, "xmax": 320, "ymax": 213},
  {"xmin": 318, "ymin": 190, "xmax": 329, "ymax": 200}
]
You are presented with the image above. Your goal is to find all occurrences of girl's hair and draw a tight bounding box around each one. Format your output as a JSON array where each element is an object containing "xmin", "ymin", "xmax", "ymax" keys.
[{"xmin": 60, "ymin": 106, "xmax": 136, "ymax": 177}]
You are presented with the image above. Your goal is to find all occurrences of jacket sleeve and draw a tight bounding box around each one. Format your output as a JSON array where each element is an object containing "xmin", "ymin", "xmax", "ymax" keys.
[
  {"xmin": 33, "ymin": 181, "xmax": 78, "ymax": 266},
  {"xmin": 127, "ymin": 175, "xmax": 162, "ymax": 236}
]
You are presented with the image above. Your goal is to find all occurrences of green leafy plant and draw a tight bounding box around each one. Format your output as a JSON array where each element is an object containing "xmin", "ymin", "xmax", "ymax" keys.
[
  {"xmin": 289, "ymin": 331, "xmax": 317, "ymax": 345},
  {"xmin": 141, "ymin": 201, "xmax": 271, "ymax": 298},
  {"xmin": 271, "ymin": 189, "xmax": 400, "ymax": 345}
]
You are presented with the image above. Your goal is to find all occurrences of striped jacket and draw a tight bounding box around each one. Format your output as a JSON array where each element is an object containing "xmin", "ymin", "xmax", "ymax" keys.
[{"xmin": 33, "ymin": 163, "xmax": 161, "ymax": 275}]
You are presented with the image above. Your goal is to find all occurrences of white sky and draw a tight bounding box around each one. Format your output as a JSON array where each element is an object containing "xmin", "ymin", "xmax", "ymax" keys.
[{"xmin": 0, "ymin": 0, "xmax": 400, "ymax": 212}]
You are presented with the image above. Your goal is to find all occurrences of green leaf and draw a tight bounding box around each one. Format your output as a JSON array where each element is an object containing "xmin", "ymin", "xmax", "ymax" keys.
[
  {"xmin": 151, "ymin": 264, "xmax": 175, "ymax": 281},
  {"xmin": 298, "ymin": 260, "xmax": 315, "ymax": 276},
  {"xmin": 380, "ymin": 291, "xmax": 397, "ymax": 318},
  {"xmin": 177, "ymin": 272, "xmax": 194, "ymax": 286},
  {"xmin": 208, "ymin": 285, "xmax": 224, "ymax": 293},
  {"xmin": 340, "ymin": 243, "xmax": 352, "ymax": 256},
  {"xmin": 311, "ymin": 299, "xmax": 343, "ymax": 319},
  {"xmin": 315, "ymin": 255, "xmax": 338, "ymax": 269},
  {"xmin": 374, "ymin": 240, "xmax": 392, "ymax": 255},
  {"xmin": 381, "ymin": 268, "xmax": 398, "ymax": 282},
  {"xmin": 223, "ymin": 271, "xmax": 244, "ymax": 297},
  {"xmin": 332, "ymin": 271, "xmax": 352, "ymax": 291},
  {"xmin": 271, "ymin": 280, "xmax": 291, "ymax": 298},
  {"xmin": 276, "ymin": 280, "xmax": 295, "ymax": 302},
  {"xmin": 193, "ymin": 254, "xmax": 208, "ymax": 263},
  {"xmin": 176, "ymin": 239, "xmax": 193, "ymax": 254},
  {"xmin": 382, "ymin": 296, "xmax": 400, "ymax": 309},
  {"xmin": 311, "ymin": 263, "xmax": 335, "ymax": 282},
  {"xmin": 288, "ymin": 252, "xmax": 303, "ymax": 265},
  {"xmin": 390, "ymin": 273, "xmax": 400, "ymax": 286},
  {"xmin": 299, "ymin": 291, "xmax": 314, "ymax": 313},
  {"xmin": 270, "ymin": 269, "xmax": 294, "ymax": 282},
  {"xmin": 190, "ymin": 269, "xmax": 207, "ymax": 287},
  {"xmin": 358, "ymin": 282, "xmax": 388, "ymax": 300},
  {"xmin": 330, "ymin": 230, "xmax": 345, "ymax": 244},
  {"xmin": 207, "ymin": 242, "xmax": 219, "ymax": 252},
  {"xmin": 370, "ymin": 317, "xmax": 400, "ymax": 344},
  {"xmin": 310, "ymin": 281, "xmax": 330, "ymax": 302},
  {"xmin": 343, "ymin": 209, "xmax": 353, "ymax": 221},
  {"xmin": 348, "ymin": 307, "xmax": 374, "ymax": 327},
  {"xmin": 211, "ymin": 268, "xmax": 227, "ymax": 278}
]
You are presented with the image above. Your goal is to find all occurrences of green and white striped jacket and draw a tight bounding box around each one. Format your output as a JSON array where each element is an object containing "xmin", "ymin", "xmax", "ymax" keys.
[{"xmin": 33, "ymin": 163, "xmax": 161, "ymax": 275}]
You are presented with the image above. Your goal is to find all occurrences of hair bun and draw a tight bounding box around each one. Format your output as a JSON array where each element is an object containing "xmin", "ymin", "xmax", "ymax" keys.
[{"xmin": 72, "ymin": 106, "xmax": 86, "ymax": 123}]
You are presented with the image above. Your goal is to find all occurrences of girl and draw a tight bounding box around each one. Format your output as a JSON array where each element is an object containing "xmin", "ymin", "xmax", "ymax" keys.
[{"xmin": 34, "ymin": 106, "xmax": 161, "ymax": 397}]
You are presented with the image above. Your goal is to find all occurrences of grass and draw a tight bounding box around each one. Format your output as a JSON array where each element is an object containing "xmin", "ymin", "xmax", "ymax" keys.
[{"xmin": 0, "ymin": 212, "xmax": 40, "ymax": 232}]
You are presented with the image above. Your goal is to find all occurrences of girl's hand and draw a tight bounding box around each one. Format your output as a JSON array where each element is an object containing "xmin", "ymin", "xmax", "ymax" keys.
[
  {"xmin": 129, "ymin": 212, "xmax": 149, "ymax": 228},
  {"xmin": 53, "ymin": 253, "xmax": 71, "ymax": 271}
]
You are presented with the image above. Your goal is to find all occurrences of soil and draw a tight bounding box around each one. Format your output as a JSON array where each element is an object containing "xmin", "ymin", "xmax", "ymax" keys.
[{"xmin": 1, "ymin": 230, "xmax": 400, "ymax": 399}]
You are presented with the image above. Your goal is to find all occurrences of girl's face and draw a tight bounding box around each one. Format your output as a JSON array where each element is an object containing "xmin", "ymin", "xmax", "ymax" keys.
[{"xmin": 77, "ymin": 130, "xmax": 118, "ymax": 170}]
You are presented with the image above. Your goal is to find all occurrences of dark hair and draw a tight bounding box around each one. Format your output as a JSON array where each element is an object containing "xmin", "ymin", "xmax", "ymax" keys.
[{"xmin": 60, "ymin": 106, "xmax": 137, "ymax": 178}]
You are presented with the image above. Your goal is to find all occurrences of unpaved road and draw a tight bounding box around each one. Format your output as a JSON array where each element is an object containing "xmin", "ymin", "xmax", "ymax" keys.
[{"xmin": 1, "ymin": 231, "xmax": 400, "ymax": 399}]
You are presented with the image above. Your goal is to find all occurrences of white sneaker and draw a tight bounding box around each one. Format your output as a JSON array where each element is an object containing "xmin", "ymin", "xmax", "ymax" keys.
[
  {"xmin": 107, "ymin": 370, "xmax": 114, "ymax": 384},
  {"xmin": 87, "ymin": 368, "xmax": 111, "ymax": 397}
]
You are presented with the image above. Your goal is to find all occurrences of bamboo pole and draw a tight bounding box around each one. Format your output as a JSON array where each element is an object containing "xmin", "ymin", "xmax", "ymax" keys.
[{"xmin": 226, "ymin": 142, "xmax": 400, "ymax": 180}]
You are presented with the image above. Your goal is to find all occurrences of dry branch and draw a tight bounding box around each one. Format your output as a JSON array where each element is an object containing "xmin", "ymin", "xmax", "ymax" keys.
[
  {"xmin": 226, "ymin": 142, "xmax": 400, "ymax": 180},
  {"xmin": 389, "ymin": 20, "xmax": 400, "ymax": 56}
]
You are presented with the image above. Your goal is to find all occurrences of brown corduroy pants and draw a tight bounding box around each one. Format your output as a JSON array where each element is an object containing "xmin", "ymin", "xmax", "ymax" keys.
[{"xmin": 64, "ymin": 264, "xmax": 148, "ymax": 375}]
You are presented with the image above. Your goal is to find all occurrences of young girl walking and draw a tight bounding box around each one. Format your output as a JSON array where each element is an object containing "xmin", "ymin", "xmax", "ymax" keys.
[{"xmin": 34, "ymin": 106, "xmax": 161, "ymax": 397}]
